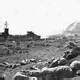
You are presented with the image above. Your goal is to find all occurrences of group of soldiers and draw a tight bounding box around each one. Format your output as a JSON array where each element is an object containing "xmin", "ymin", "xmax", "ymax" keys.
[
  {"xmin": 1, "ymin": 41, "xmax": 80, "ymax": 80},
  {"xmin": 12, "ymin": 41, "xmax": 80, "ymax": 80}
]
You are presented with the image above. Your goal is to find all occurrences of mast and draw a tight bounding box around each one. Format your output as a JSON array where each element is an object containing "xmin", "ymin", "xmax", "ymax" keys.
[{"xmin": 4, "ymin": 21, "xmax": 8, "ymax": 28}]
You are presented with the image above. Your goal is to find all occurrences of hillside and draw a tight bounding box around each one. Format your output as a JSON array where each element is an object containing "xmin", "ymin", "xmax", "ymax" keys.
[
  {"xmin": 63, "ymin": 21, "xmax": 80, "ymax": 36},
  {"xmin": 0, "ymin": 33, "xmax": 80, "ymax": 80}
]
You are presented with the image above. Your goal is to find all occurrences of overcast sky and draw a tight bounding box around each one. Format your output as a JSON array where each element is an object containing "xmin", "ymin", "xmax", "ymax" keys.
[{"xmin": 0, "ymin": 0, "xmax": 80, "ymax": 38}]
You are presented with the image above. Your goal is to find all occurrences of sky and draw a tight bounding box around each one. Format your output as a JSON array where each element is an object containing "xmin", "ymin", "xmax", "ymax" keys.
[{"xmin": 0, "ymin": 0, "xmax": 80, "ymax": 38}]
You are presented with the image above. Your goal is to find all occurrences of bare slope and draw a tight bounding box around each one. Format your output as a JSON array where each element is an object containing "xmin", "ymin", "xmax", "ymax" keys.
[{"xmin": 63, "ymin": 21, "xmax": 80, "ymax": 36}]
